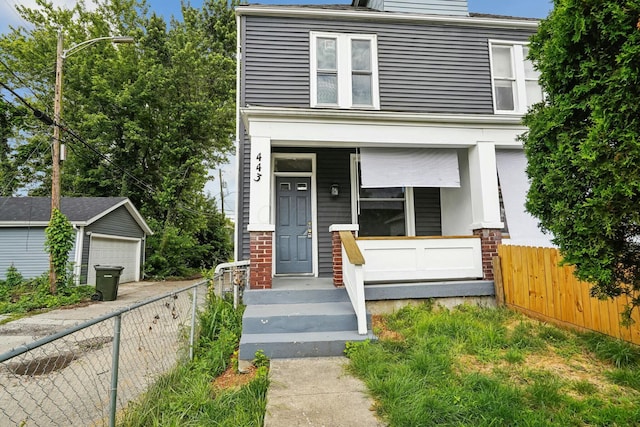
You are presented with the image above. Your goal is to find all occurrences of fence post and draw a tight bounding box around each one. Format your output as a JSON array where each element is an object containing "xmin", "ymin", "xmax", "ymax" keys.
[
  {"xmin": 492, "ymin": 255, "xmax": 505, "ymax": 307},
  {"xmin": 109, "ymin": 314, "xmax": 122, "ymax": 427},
  {"xmin": 189, "ymin": 285, "xmax": 198, "ymax": 361}
]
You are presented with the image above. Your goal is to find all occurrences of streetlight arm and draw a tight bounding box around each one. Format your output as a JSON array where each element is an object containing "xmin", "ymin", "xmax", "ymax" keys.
[{"xmin": 62, "ymin": 36, "xmax": 134, "ymax": 59}]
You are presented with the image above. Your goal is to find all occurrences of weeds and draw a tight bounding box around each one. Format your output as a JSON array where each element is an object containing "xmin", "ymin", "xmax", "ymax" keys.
[
  {"xmin": 119, "ymin": 293, "xmax": 268, "ymax": 426},
  {"xmin": 347, "ymin": 304, "xmax": 640, "ymax": 426},
  {"xmin": 0, "ymin": 268, "xmax": 94, "ymax": 318}
]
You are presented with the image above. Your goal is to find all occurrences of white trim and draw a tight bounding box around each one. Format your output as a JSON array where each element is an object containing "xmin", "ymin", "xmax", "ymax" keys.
[
  {"xmin": 74, "ymin": 226, "xmax": 84, "ymax": 285},
  {"xmin": 87, "ymin": 232, "xmax": 141, "ymax": 242},
  {"xmin": 235, "ymin": 6, "xmax": 539, "ymax": 29},
  {"xmin": 247, "ymin": 224, "xmax": 276, "ymax": 232},
  {"xmin": 0, "ymin": 221, "xmax": 49, "ymax": 227},
  {"xmin": 234, "ymin": 12, "xmax": 242, "ymax": 262},
  {"xmin": 489, "ymin": 40, "xmax": 541, "ymax": 115},
  {"xmin": 271, "ymin": 153, "xmax": 318, "ymax": 277},
  {"xmin": 310, "ymin": 32, "xmax": 380, "ymax": 110},
  {"xmin": 329, "ymin": 224, "xmax": 359, "ymax": 232},
  {"xmin": 241, "ymin": 106, "xmax": 527, "ymax": 126}
]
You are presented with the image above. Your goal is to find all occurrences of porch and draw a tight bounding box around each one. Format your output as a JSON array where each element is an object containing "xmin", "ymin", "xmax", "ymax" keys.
[{"xmin": 238, "ymin": 272, "xmax": 495, "ymax": 362}]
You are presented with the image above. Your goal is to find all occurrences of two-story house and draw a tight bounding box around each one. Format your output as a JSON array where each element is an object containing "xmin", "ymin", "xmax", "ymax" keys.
[{"xmin": 235, "ymin": 0, "xmax": 552, "ymax": 359}]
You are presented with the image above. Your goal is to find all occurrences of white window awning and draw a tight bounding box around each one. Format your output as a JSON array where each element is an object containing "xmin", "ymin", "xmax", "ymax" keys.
[
  {"xmin": 495, "ymin": 149, "xmax": 554, "ymax": 247},
  {"xmin": 360, "ymin": 148, "xmax": 460, "ymax": 188}
]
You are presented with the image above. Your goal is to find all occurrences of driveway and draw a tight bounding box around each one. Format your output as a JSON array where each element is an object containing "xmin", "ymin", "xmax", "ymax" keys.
[
  {"xmin": 0, "ymin": 279, "xmax": 203, "ymax": 355},
  {"xmin": 0, "ymin": 279, "xmax": 208, "ymax": 426}
]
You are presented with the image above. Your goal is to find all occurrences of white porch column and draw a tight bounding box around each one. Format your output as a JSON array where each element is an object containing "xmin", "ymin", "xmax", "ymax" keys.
[
  {"xmin": 468, "ymin": 143, "xmax": 503, "ymax": 230},
  {"xmin": 248, "ymin": 136, "xmax": 272, "ymax": 227}
]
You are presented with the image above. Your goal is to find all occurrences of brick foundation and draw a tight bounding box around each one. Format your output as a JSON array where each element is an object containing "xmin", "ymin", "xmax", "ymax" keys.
[
  {"xmin": 250, "ymin": 231, "xmax": 273, "ymax": 289},
  {"xmin": 331, "ymin": 231, "xmax": 344, "ymax": 287},
  {"xmin": 473, "ymin": 228, "xmax": 502, "ymax": 280}
]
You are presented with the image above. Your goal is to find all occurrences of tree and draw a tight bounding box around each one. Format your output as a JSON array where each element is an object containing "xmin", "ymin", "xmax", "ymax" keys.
[
  {"xmin": 0, "ymin": 0, "xmax": 235, "ymax": 277},
  {"xmin": 0, "ymin": 99, "xmax": 24, "ymax": 195},
  {"xmin": 522, "ymin": 0, "xmax": 640, "ymax": 320}
]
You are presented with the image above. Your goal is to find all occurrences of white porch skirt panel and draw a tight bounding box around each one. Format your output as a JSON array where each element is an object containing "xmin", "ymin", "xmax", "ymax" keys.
[
  {"xmin": 495, "ymin": 150, "xmax": 554, "ymax": 248},
  {"xmin": 360, "ymin": 147, "xmax": 460, "ymax": 188},
  {"xmin": 86, "ymin": 236, "xmax": 141, "ymax": 285}
]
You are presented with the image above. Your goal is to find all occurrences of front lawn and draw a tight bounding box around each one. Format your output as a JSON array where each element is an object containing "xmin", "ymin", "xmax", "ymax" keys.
[{"xmin": 346, "ymin": 303, "xmax": 640, "ymax": 426}]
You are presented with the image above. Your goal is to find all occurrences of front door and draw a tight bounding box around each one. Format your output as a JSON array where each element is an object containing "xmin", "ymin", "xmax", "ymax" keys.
[{"xmin": 276, "ymin": 176, "xmax": 312, "ymax": 274}]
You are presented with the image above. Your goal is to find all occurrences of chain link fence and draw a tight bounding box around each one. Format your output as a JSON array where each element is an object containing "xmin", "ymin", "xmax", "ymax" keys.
[{"xmin": 0, "ymin": 280, "xmax": 208, "ymax": 426}]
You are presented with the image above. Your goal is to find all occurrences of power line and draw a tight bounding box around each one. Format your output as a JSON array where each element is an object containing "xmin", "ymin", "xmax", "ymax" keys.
[
  {"xmin": 0, "ymin": 57, "xmax": 47, "ymax": 107},
  {"xmin": 1, "ymin": 80, "xmax": 228, "ymax": 219},
  {"xmin": 0, "ymin": 80, "xmax": 52, "ymax": 125}
]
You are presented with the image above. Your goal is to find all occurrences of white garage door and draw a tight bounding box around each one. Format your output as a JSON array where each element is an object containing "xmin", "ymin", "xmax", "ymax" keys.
[{"xmin": 87, "ymin": 236, "xmax": 141, "ymax": 285}]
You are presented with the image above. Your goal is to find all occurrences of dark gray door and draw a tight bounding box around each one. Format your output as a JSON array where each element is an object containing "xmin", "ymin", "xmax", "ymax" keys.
[{"xmin": 276, "ymin": 177, "xmax": 312, "ymax": 274}]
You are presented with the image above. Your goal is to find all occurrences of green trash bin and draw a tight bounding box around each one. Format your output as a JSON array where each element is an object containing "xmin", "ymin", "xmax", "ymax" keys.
[{"xmin": 92, "ymin": 265, "xmax": 124, "ymax": 301}]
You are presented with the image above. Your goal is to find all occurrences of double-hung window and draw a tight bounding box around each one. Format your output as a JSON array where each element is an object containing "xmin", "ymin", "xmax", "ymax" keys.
[
  {"xmin": 489, "ymin": 41, "xmax": 543, "ymax": 114},
  {"xmin": 310, "ymin": 32, "xmax": 380, "ymax": 109}
]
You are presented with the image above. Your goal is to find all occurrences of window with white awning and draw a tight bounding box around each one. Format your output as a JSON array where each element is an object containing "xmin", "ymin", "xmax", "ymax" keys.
[{"xmin": 359, "ymin": 147, "xmax": 460, "ymax": 188}]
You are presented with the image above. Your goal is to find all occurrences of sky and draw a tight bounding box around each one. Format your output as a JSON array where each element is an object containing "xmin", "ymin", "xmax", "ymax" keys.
[{"xmin": 0, "ymin": 0, "xmax": 553, "ymax": 217}]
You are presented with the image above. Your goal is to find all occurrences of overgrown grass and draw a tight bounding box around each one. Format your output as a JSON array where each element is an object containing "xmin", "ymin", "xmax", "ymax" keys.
[
  {"xmin": 0, "ymin": 273, "xmax": 94, "ymax": 320},
  {"xmin": 347, "ymin": 303, "xmax": 640, "ymax": 426},
  {"xmin": 118, "ymin": 293, "xmax": 269, "ymax": 426}
]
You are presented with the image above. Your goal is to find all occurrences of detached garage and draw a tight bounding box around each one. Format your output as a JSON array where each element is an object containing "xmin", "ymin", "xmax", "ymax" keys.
[{"xmin": 0, "ymin": 197, "xmax": 152, "ymax": 285}]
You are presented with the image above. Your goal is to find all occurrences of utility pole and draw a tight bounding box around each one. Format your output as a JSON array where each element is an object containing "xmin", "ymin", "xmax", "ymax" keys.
[
  {"xmin": 47, "ymin": 32, "xmax": 134, "ymax": 292},
  {"xmin": 49, "ymin": 29, "xmax": 64, "ymax": 291},
  {"xmin": 219, "ymin": 168, "xmax": 225, "ymax": 214}
]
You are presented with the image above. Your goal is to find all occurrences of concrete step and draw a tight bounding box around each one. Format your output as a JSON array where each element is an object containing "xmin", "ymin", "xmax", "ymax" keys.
[
  {"xmin": 239, "ymin": 330, "xmax": 375, "ymax": 360},
  {"xmin": 242, "ymin": 302, "xmax": 369, "ymax": 334},
  {"xmin": 243, "ymin": 288, "xmax": 349, "ymax": 305}
]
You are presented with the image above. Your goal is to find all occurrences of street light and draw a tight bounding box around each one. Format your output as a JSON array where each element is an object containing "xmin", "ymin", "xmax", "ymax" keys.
[{"xmin": 49, "ymin": 31, "xmax": 134, "ymax": 289}]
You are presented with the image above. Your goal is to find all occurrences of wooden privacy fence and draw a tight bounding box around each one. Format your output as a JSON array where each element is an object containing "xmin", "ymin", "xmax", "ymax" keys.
[{"xmin": 496, "ymin": 245, "xmax": 640, "ymax": 345}]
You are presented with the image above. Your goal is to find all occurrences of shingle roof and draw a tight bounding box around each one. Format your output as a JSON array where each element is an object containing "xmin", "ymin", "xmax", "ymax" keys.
[{"xmin": 0, "ymin": 197, "xmax": 128, "ymax": 222}]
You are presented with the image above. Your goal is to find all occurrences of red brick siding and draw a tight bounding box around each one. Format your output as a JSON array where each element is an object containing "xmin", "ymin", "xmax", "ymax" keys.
[
  {"xmin": 331, "ymin": 231, "xmax": 344, "ymax": 287},
  {"xmin": 250, "ymin": 231, "xmax": 273, "ymax": 289},
  {"xmin": 473, "ymin": 228, "xmax": 502, "ymax": 280}
]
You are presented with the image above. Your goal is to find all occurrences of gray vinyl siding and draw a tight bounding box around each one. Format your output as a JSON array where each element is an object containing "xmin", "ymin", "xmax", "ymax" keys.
[
  {"xmin": 367, "ymin": 0, "xmax": 384, "ymax": 11},
  {"xmin": 239, "ymin": 130, "xmax": 251, "ymax": 261},
  {"xmin": 243, "ymin": 15, "xmax": 535, "ymax": 114},
  {"xmin": 0, "ymin": 227, "xmax": 76, "ymax": 280},
  {"xmin": 238, "ymin": 147, "xmax": 442, "ymax": 275},
  {"xmin": 414, "ymin": 187, "xmax": 442, "ymax": 235},
  {"xmin": 81, "ymin": 206, "xmax": 145, "ymax": 285},
  {"xmin": 382, "ymin": 0, "xmax": 468, "ymax": 15},
  {"xmin": 315, "ymin": 149, "xmax": 353, "ymax": 276}
]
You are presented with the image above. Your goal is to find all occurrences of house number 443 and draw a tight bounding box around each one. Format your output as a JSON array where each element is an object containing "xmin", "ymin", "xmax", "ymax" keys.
[{"xmin": 253, "ymin": 153, "xmax": 262, "ymax": 182}]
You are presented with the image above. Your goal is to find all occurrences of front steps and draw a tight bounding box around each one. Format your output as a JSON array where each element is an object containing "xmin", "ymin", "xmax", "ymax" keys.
[{"xmin": 239, "ymin": 287, "xmax": 375, "ymax": 361}]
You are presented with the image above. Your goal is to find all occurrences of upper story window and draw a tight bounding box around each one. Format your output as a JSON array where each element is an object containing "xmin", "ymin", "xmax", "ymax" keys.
[
  {"xmin": 489, "ymin": 41, "xmax": 543, "ymax": 114},
  {"xmin": 310, "ymin": 32, "xmax": 380, "ymax": 109}
]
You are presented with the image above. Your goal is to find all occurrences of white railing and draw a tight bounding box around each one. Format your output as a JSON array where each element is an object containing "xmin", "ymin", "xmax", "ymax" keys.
[
  {"xmin": 357, "ymin": 236, "xmax": 483, "ymax": 282},
  {"xmin": 213, "ymin": 260, "xmax": 250, "ymax": 308},
  {"xmin": 339, "ymin": 231, "xmax": 368, "ymax": 335}
]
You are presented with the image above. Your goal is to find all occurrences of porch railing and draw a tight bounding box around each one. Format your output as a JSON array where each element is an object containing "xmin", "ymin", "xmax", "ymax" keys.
[
  {"xmin": 213, "ymin": 260, "xmax": 250, "ymax": 308},
  {"xmin": 357, "ymin": 235, "xmax": 483, "ymax": 282},
  {"xmin": 339, "ymin": 231, "xmax": 368, "ymax": 335}
]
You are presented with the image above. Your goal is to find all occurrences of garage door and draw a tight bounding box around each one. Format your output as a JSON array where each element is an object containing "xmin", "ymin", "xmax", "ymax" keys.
[{"xmin": 87, "ymin": 236, "xmax": 141, "ymax": 285}]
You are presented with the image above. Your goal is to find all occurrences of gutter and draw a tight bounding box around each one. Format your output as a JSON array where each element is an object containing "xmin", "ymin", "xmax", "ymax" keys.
[{"xmin": 235, "ymin": 6, "xmax": 539, "ymax": 29}]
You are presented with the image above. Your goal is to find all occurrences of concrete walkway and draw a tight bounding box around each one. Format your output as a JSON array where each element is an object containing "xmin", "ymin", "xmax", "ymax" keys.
[
  {"xmin": 0, "ymin": 279, "xmax": 203, "ymax": 356},
  {"xmin": 265, "ymin": 357, "xmax": 386, "ymax": 427}
]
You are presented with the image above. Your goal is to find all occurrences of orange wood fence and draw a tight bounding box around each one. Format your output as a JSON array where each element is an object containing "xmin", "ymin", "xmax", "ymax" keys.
[{"xmin": 496, "ymin": 245, "xmax": 640, "ymax": 345}]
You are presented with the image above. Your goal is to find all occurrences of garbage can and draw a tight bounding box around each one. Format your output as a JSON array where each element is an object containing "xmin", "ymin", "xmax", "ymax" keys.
[{"xmin": 92, "ymin": 265, "xmax": 124, "ymax": 301}]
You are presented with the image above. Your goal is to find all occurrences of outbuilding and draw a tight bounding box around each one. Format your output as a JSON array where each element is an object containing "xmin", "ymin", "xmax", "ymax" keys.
[{"xmin": 0, "ymin": 197, "xmax": 152, "ymax": 285}]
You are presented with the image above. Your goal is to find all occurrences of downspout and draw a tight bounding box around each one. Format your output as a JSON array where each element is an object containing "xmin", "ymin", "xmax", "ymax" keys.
[{"xmin": 233, "ymin": 11, "xmax": 242, "ymax": 262}]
